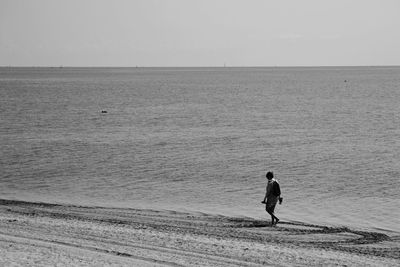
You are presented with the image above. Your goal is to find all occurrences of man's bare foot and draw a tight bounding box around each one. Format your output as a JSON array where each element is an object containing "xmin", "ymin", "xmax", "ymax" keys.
[{"xmin": 274, "ymin": 218, "xmax": 280, "ymax": 225}]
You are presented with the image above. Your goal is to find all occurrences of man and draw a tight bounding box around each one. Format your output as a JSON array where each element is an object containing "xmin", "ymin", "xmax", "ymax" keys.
[{"xmin": 262, "ymin": 171, "xmax": 282, "ymax": 226}]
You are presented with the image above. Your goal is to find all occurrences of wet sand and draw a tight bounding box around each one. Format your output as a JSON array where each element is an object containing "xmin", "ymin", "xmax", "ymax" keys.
[{"xmin": 0, "ymin": 199, "xmax": 399, "ymax": 266}]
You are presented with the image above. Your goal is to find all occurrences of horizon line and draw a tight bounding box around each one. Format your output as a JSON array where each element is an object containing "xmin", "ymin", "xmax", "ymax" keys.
[{"xmin": 1, "ymin": 64, "xmax": 400, "ymax": 68}]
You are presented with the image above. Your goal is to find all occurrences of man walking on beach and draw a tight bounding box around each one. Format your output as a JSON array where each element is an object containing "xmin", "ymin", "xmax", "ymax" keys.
[{"xmin": 262, "ymin": 171, "xmax": 282, "ymax": 226}]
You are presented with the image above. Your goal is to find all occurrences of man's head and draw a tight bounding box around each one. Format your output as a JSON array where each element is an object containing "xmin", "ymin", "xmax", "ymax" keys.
[{"xmin": 266, "ymin": 171, "xmax": 274, "ymax": 180}]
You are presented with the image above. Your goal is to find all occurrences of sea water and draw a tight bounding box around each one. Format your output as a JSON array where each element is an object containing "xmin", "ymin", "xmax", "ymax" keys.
[{"xmin": 1, "ymin": 67, "xmax": 399, "ymax": 233}]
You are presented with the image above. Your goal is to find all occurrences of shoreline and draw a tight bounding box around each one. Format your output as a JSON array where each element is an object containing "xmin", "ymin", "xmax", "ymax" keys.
[{"xmin": 0, "ymin": 199, "xmax": 399, "ymax": 266}]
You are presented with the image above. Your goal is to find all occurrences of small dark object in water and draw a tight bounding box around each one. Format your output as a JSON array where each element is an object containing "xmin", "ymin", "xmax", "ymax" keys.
[
  {"xmin": 101, "ymin": 110, "xmax": 108, "ymax": 113},
  {"xmin": 344, "ymin": 80, "xmax": 347, "ymax": 82}
]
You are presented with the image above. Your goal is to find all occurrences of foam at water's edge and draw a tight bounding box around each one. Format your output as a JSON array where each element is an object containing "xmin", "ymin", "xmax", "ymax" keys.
[{"xmin": 1, "ymin": 198, "xmax": 397, "ymax": 240}]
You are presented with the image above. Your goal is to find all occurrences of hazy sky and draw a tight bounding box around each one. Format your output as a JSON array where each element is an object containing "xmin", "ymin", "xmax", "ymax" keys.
[{"xmin": 1, "ymin": 0, "xmax": 399, "ymax": 66}]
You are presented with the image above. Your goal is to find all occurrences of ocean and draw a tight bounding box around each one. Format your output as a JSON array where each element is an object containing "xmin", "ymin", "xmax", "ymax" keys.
[{"xmin": 1, "ymin": 67, "xmax": 399, "ymax": 234}]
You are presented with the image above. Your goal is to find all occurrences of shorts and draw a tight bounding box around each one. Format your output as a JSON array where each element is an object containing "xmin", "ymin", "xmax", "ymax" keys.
[{"xmin": 266, "ymin": 197, "xmax": 278, "ymax": 213}]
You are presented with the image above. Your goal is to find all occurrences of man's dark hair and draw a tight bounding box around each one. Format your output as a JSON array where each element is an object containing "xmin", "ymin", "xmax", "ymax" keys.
[{"xmin": 266, "ymin": 171, "xmax": 274, "ymax": 179}]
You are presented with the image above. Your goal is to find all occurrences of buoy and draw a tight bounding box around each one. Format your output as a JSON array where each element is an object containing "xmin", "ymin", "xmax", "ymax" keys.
[{"xmin": 101, "ymin": 110, "xmax": 107, "ymax": 113}]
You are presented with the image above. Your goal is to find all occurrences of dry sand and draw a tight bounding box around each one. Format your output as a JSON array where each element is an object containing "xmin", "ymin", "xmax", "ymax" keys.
[{"xmin": 0, "ymin": 199, "xmax": 399, "ymax": 266}]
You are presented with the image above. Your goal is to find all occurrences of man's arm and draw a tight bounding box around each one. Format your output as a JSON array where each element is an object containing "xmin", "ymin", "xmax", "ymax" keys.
[
  {"xmin": 274, "ymin": 182, "xmax": 281, "ymax": 197},
  {"xmin": 276, "ymin": 183, "xmax": 283, "ymax": 204},
  {"xmin": 262, "ymin": 188, "xmax": 268, "ymax": 203}
]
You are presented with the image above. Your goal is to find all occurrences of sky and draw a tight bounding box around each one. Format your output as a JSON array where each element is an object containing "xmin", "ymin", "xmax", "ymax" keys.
[{"xmin": 1, "ymin": 0, "xmax": 399, "ymax": 67}]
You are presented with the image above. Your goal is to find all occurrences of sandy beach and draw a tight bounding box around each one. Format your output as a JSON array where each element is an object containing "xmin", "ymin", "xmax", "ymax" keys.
[{"xmin": 0, "ymin": 199, "xmax": 399, "ymax": 266}]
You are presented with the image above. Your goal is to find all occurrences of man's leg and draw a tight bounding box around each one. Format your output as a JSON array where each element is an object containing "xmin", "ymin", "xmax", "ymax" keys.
[
  {"xmin": 269, "ymin": 205, "xmax": 279, "ymax": 225},
  {"xmin": 274, "ymin": 215, "xmax": 279, "ymax": 225},
  {"xmin": 266, "ymin": 207, "xmax": 275, "ymax": 226}
]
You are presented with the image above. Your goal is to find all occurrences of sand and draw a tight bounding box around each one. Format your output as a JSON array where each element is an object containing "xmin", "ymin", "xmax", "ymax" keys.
[{"xmin": 0, "ymin": 199, "xmax": 399, "ymax": 266}]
